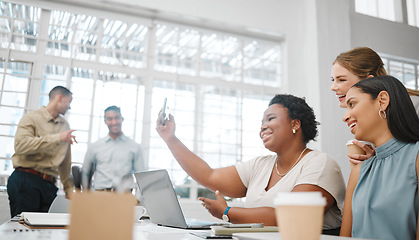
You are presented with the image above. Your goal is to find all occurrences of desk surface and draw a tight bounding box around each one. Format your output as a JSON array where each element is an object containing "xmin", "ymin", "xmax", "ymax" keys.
[
  {"xmin": 0, "ymin": 220, "xmax": 196, "ymax": 240},
  {"xmin": 0, "ymin": 219, "xmax": 368, "ymax": 240}
]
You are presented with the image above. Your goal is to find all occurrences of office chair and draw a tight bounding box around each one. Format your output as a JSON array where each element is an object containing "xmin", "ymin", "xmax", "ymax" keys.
[
  {"xmin": 71, "ymin": 165, "xmax": 82, "ymax": 190},
  {"xmin": 71, "ymin": 164, "xmax": 94, "ymax": 191}
]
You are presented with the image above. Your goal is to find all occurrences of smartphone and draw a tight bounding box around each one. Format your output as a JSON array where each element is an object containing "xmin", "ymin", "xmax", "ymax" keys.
[
  {"xmin": 222, "ymin": 223, "xmax": 264, "ymax": 228},
  {"xmin": 161, "ymin": 98, "xmax": 168, "ymax": 125},
  {"xmin": 190, "ymin": 232, "xmax": 232, "ymax": 239}
]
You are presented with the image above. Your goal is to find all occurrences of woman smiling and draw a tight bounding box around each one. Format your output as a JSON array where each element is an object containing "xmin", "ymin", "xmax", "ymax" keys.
[
  {"xmin": 156, "ymin": 94, "xmax": 345, "ymax": 234},
  {"xmin": 340, "ymin": 75, "xmax": 419, "ymax": 239}
]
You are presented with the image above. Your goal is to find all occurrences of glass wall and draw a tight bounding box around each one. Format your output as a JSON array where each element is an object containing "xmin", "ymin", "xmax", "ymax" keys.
[
  {"xmin": 355, "ymin": 0, "xmax": 397, "ymax": 21},
  {"xmin": 382, "ymin": 57, "xmax": 419, "ymax": 90},
  {"xmin": 407, "ymin": 0, "xmax": 419, "ymax": 27},
  {"xmin": 355, "ymin": 0, "xmax": 419, "ymax": 27},
  {"xmin": 0, "ymin": 60, "xmax": 32, "ymax": 182},
  {"xmin": 0, "ymin": 1, "xmax": 280, "ymax": 198}
]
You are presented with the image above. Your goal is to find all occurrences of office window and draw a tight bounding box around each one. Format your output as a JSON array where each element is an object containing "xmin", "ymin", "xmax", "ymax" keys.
[
  {"xmin": 355, "ymin": 0, "xmax": 397, "ymax": 21},
  {"xmin": 40, "ymin": 64, "xmax": 68, "ymax": 106},
  {"xmin": 242, "ymin": 93, "xmax": 271, "ymax": 160},
  {"xmin": 67, "ymin": 68, "xmax": 94, "ymax": 163},
  {"xmin": 155, "ymin": 24, "xmax": 199, "ymax": 75},
  {"xmin": 382, "ymin": 57, "xmax": 419, "ymax": 89},
  {"xmin": 200, "ymin": 33, "xmax": 241, "ymax": 81},
  {"xmin": 0, "ymin": 60, "xmax": 32, "ymax": 176},
  {"xmin": 100, "ymin": 19, "xmax": 148, "ymax": 68},
  {"xmin": 389, "ymin": 61, "xmax": 416, "ymax": 89},
  {"xmin": 198, "ymin": 86, "xmax": 241, "ymax": 168},
  {"xmin": 243, "ymin": 40, "xmax": 282, "ymax": 87},
  {"xmin": 148, "ymin": 80, "xmax": 196, "ymax": 185},
  {"xmin": 48, "ymin": 11, "xmax": 99, "ymax": 59},
  {"xmin": 0, "ymin": 2, "xmax": 40, "ymax": 52},
  {"xmin": 407, "ymin": 0, "xmax": 419, "ymax": 27},
  {"xmin": 355, "ymin": 0, "xmax": 419, "ymax": 27},
  {"xmin": 0, "ymin": 1, "xmax": 281, "ymax": 199},
  {"xmin": 91, "ymin": 71, "xmax": 144, "ymax": 143}
]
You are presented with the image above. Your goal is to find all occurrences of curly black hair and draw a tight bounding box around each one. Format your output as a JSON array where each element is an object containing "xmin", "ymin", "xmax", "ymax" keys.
[{"xmin": 268, "ymin": 94, "xmax": 319, "ymax": 144}]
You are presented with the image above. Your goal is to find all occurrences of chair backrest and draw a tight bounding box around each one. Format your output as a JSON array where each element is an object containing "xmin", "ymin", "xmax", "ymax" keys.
[
  {"xmin": 71, "ymin": 164, "xmax": 94, "ymax": 190},
  {"xmin": 72, "ymin": 165, "xmax": 82, "ymax": 190},
  {"xmin": 48, "ymin": 195, "xmax": 70, "ymax": 213}
]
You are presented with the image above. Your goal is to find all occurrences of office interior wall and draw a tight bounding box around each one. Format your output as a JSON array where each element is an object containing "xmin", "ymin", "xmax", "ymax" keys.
[
  {"xmin": 315, "ymin": 0, "xmax": 354, "ymax": 183},
  {"xmin": 351, "ymin": 12, "xmax": 419, "ymax": 61},
  {"xmin": 37, "ymin": 0, "xmax": 419, "ymax": 182}
]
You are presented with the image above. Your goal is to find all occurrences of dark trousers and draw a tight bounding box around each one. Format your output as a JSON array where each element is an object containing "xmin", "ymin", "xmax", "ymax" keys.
[
  {"xmin": 322, "ymin": 227, "xmax": 341, "ymax": 236},
  {"xmin": 7, "ymin": 170, "xmax": 58, "ymax": 217}
]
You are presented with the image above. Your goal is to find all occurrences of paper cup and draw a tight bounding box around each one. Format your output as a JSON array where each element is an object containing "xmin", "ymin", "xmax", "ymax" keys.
[
  {"xmin": 274, "ymin": 192, "xmax": 326, "ymax": 240},
  {"xmin": 346, "ymin": 140, "xmax": 372, "ymax": 170}
]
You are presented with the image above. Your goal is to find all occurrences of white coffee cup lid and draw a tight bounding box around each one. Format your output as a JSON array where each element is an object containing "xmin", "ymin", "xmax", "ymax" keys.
[
  {"xmin": 346, "ymin": 139, "xmax": 372, "ymax": 146},
  {"xmin": 274, "ymin": 192, "xmax": 326, "ymax": 206}
]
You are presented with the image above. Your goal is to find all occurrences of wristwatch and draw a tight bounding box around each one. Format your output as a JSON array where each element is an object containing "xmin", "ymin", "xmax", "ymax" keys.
[{"xmin": 222, "ymin": 206, "xmax": 231, "ymax": 222}]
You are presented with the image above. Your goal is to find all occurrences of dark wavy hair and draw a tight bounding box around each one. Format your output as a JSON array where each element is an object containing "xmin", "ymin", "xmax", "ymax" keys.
[
  {"xmin": 269, "ymin": 94, "xmax": 319, "ymax": 144},
  {"xmin": 352, "ymin": 75, "xmax": 419, "ymax": 142}
]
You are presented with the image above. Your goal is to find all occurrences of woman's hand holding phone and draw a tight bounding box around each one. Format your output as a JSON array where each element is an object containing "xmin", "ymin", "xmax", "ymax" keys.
[
  {"xmin": 156, "ymin": 98, "xmax": 176, "ymax": 142},
  {"xmin": 161, "ymin": 98, "xmax": 168, "ymax": 126}
]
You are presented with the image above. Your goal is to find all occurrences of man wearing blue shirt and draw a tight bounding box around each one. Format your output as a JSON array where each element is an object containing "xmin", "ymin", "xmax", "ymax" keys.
[{"xmin": 81, "ymin": 106, "xmax": 146, "ymax": 193}]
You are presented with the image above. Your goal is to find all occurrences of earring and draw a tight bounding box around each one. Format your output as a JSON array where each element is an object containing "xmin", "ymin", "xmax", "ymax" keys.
[
  {"xmin": 379, "ymin": 109, "xmax": 387, "ymax": 119},
  {"xmin": 292, "ymin": 129, "xmax": 296, "ymax": 134}
]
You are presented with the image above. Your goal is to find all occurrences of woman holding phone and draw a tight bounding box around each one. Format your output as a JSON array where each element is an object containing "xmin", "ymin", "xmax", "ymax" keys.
[{"xmin": 156, "ymin": 94, "xmax": 345, "ymax": 234}]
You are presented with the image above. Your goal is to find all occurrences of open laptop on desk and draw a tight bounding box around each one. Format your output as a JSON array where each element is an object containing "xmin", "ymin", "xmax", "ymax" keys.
[{"xmin": 134, "ymin": 169, "xmax": 221, "ymax": 229}]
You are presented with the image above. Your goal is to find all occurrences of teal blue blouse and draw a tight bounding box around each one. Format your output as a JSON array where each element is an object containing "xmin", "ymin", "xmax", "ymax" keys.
[{"xmin": 352, "ymin": 138, "xmax": 419, "ymax": 240}]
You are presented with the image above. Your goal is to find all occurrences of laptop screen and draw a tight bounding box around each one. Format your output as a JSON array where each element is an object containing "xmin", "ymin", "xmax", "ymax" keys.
[{"xmin": 134, "ymin": 169, "xmax": 188, "ymax": 228}]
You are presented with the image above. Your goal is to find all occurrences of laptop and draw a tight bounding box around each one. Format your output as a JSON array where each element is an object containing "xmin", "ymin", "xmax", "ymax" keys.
[
  {"xmin": 48, "ymin": 195, "xmax": 70, "ymax": 213},
  {"xmin": 134, "ymin": 169, "xmax": 221, "ymax": 229}
]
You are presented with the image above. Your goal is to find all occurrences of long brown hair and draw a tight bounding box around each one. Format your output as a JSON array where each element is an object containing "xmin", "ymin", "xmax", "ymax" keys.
[
  {"xmin": 407, "ymin": 88, "xmax": 419, "ymax": 96},
  {"xmin": 333, "ymin": 47, "xmax": 387, "ymax": 79}
]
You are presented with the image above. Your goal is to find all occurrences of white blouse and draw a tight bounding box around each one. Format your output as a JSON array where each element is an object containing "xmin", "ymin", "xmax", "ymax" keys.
[{"xmin": 235, "ymin": 151, "xmax": 346, "ymax": 230}]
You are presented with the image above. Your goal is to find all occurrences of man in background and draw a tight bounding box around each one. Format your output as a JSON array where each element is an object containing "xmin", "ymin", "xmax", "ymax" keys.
[
  {"xmin": 82, "ymin": 106, "xmax": 146, "ymax": 194},
  {"xmin": 7, "ymin": 86, "xmax": 76, "ymax": 217}
]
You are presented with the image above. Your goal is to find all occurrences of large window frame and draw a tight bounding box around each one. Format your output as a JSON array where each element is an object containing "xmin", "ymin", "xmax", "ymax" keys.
[
  {"xmin": 0, "ymin": 1, "xmax": 281, "ymax": 198},
  {"xmin": 354, "ymin": 0, "xmax": 419, "ymax": 28},
  {"xmin": 381, "ymin": 55, "xmax": 419, "ymax": 90}
]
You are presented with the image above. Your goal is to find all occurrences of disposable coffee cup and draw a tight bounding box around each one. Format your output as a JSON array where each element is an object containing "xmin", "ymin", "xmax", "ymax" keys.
[
  {"xmin": 346, "ymin": 140, "xmax": 372, "ymax": 170},
  {"xmin": 274, "ymin": 192, "xmax": 326, "ymax": 240}
]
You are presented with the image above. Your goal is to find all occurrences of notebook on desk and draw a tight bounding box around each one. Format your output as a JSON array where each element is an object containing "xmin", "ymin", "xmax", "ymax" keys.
[
  {"xmin": 134, "ymin": 169, "xmax": 220, "ymax": 229},
  {"xmin": 19, "ymin": 212, "xmax": 69, "ymax": 229}
]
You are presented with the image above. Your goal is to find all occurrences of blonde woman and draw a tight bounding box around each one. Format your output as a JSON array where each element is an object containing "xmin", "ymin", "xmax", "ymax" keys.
[{"xmin": 331, "ymin": 47, "xmax": 419, "ymax": 165}]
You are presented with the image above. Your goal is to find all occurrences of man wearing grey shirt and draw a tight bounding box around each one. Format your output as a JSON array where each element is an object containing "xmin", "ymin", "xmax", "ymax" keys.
[{"xmin": 82, "ymin": 106, "xmax": 146, "ymax": 193}]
